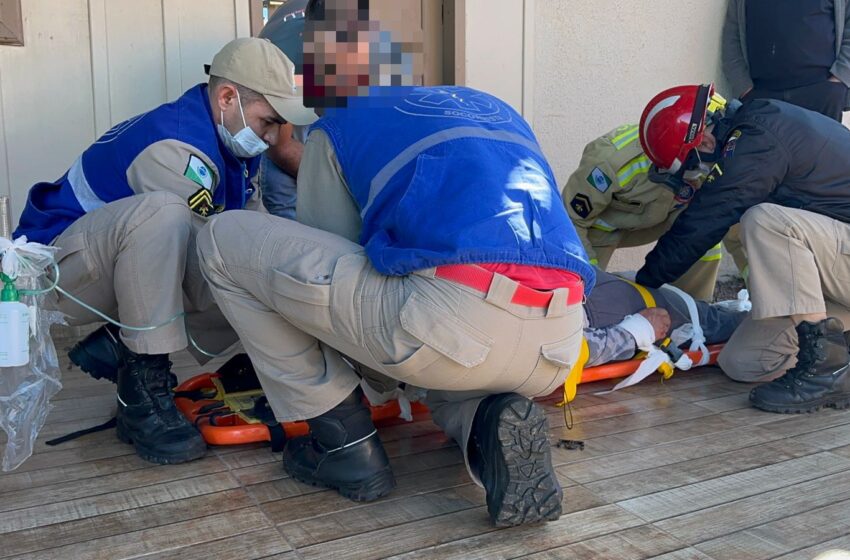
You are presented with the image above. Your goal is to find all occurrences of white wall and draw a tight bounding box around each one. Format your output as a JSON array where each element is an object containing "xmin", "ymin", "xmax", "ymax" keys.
[
  {"xmin": 531, "ymin": 0, "xmax": 728, "ymax": 188},
  {"xmin": 0, "ymin": 0, "xmax": 250, "ymax": 229}
]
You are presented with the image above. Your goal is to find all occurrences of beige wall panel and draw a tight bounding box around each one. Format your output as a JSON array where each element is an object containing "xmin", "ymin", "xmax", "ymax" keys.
[
  {"xmin": 165, "ymin": 0, "xmax": 239, "ymax": 97},
  {"xmin": 462, "ymin": 0, "xmax": 524, "ymax": 113},
  {"xmin": 103, "ymin": 0, "xmax": 167, "ymax": 125},
  {"xmin": 531, "ymin": 0, "xmax": 727, "ymax": 187},
  {"xmin": 0, "ymin": 0, "xmax": 95, "ymax": 223}
]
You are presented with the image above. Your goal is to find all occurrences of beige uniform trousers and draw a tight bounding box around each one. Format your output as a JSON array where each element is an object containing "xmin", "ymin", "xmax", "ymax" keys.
[
  {"xmin": 718, "ymin": 204, "xmax": 850, "ymax": 382},
  {"xmin": 196, "ymin": 211, "xmax": 584, "ymax": 478},
  {"xmin": 50, "ymin": 192, "xmax": 237, "ymax": 359}
]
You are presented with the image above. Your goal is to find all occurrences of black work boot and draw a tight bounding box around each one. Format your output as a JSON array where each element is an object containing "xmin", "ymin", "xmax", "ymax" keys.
[
  {"xmin": 282, "ymin": 387, "xmax": 395, "ymax": 502},
  {"xmin": 750, "ymin": 317, "xmax": 850, "ymax": 413},
  {"xmin": 69, "ymin": 324, "xmax": 178, "ymax": 388},
  {"xmin": 470, "ymin": 393, "xmax": 562, "ymax": 527},
  {"xmin": 69, "ymin": 323, "xmax": 123, "ymax": 383},
  {"xmin": 116, "ymin": 351, "xmax": 207, "ymax": 464}
]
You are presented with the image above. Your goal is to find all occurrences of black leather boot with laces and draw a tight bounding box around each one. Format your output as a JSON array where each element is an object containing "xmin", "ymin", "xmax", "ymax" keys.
[
  {"xmin": 282, "ymin": 387, "xmax": 395, "ymax": 502},
  {"xmin": 116, "ymin": 352, "xmax": 207, "ymax": 463},
  {"xmin": 750, "ymin": 317, "xmax": 850, "ymax": 413}
]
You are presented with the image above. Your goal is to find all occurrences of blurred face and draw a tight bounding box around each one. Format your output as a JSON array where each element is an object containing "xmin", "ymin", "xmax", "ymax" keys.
[
  {"xmin": 303, "ymin": 0, "xmax": 423, "ymax": 108},
  {"xmin": 216, "ymin": 84, "xmax": 285, "ymax": 145},
  {"xmin": 697, "ymin": 127, "xmax": 717, "ymax": 154}
]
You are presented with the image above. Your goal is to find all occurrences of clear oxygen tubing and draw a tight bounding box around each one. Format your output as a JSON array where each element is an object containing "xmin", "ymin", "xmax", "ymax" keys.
[{"xmin": 15, "ymin": 255, "xmax": 223, "ymax": 359}]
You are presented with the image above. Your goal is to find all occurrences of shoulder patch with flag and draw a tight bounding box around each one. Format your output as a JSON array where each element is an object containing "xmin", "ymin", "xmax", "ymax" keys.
[
  {"xmin": 586, "ymin": 167, "xmax": 612, "ymax": 193},
  {"xmin": 184, "ymin": 155, "xmax": 213, "ymax": 190},
  {"xmin": 722, "ymin": 129, "xmax": 742, "ymax": 159}
]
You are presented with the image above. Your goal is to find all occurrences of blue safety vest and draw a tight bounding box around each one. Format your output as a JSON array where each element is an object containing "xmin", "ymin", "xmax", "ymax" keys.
[
  {"xmin": 312, "ymin": 86, "xmax": 596, "ymax": 291},
  {"xmin": 15, "ymin": 84, "xmax": 260, "ymax": 244}
]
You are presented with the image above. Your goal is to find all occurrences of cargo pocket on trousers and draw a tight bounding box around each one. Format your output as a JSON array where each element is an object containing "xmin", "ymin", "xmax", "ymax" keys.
[
  {"xmin": 269, "ymin": 268, "xmax": 333, "ymax": 333},
  {"xmin": 379, "ymin": 292, "xmax": 494, "ymax": 390},
  {"xmin": 515, "ymin": 328, "xmax": 583, "ymax": 397},
  {"xmin": 51, "ymin": 232, "xmax": 100, "ymax": 307},
  {"xmin": 831, "ymin": 238, "xmax": 850, "ymax": 285}
]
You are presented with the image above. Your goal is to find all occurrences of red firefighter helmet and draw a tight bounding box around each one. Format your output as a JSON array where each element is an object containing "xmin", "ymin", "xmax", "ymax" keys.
[{"xmin": 639, "ymin": 83, "xmax": 715, "ymax": 173}]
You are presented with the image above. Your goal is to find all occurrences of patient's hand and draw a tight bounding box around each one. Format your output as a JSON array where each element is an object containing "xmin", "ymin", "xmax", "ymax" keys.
[{"xmin": 638, "ymin": 308, "xmax": 671, "ymax": 342}]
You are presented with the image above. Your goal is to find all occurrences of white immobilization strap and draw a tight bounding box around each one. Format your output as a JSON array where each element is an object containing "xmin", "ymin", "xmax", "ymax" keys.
[{"xmin": 661, "ymin": 283, "xmax": 710, "ymax": 366}]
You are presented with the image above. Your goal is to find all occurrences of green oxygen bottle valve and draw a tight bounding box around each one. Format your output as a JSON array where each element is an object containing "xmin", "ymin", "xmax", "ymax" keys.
[{"xmin": 0, "ymin": 272, "xmax": 19, "ymax": 302}]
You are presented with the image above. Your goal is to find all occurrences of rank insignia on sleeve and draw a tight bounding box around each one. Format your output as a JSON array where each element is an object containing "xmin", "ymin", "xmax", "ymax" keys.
[
  {"xmin": 187, "ymin": 187, "xmax": 214, "ymax": 217},
  {"xmin": 570, "ymin": 193, "xmax": 593, "ymax": 218},
  {"xmin": 586, "ymin": 167, "xmax": 612, "ymax": 193}
]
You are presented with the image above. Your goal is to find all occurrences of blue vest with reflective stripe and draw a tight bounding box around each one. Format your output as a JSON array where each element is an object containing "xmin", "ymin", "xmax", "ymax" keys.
[
  {"xmin": 15, "ymin": 84, "xmax": 260, "ymax": 244},
  {"xmin": 313, "ymin": 86, "xmax": 596, "ymax": 291}
]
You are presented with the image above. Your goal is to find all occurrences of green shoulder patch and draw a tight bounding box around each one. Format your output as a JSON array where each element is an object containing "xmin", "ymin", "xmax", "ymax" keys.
[
  {"xmin": 184, "ymin": 155, "xmax": 214, "ymax": 189},
  {"xmin": 586, "ymin": 167, "xmax": 612, "ymax": 193}
]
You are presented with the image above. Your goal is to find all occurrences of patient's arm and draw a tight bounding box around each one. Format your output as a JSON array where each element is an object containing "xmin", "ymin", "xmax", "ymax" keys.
[
  {"xmin": 585, "ymin": 326, "xmax": 637, "ymax": 367},
  {"xmin": 584, "ymin": 308, "xmax": 671, "ymax": 367}
]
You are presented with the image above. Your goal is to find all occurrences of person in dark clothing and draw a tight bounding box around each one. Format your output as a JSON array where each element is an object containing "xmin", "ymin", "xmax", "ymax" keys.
[
  {"xmin": 722, "ymin": 0, "xmax": 850, "ymax": 122},
  {"xmin": 635, "ymin": 83, "xmax": 850, "ymax": 414}
]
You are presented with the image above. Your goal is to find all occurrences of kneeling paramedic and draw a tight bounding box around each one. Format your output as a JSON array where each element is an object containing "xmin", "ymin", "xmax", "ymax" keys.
[
  {"xmin": 13, "ymin": 38, "xmax": 317, "ymax": 464},
  {"xmin": 562, "ymin": 123, "xmax": 744, "ymax": 301},
  {"xmin": 635, "ymin": 83, "xmax": 850, "ymax": 413},
  {"xmin": 196, "ymin": 84, "xmax": 594, "ymax": 526}
]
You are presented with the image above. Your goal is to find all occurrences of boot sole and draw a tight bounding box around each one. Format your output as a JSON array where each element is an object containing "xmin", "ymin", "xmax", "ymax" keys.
[
  {"xmin": 751, "ymin": 394, "xmax": 850, "ymax": 414},
  {"xmin": 68, "ymin": 344, "xmax": 118, "ymax": 384},
  {"xmin": 116, "ymin": 418, "xmax": 206, "ymax": 465},
  {"xmin": 284, "ymin": 462, "xmax": 396, "ymax": 502},
  {"xmin": 487, "ymin": 398, "xmax": 563, "ymax": 527}
]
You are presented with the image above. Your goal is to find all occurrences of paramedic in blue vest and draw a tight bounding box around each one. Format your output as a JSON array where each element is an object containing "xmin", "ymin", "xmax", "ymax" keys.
[
  {"xmin": 13, "ymin": 37, "xmax": 317, "ymax": 465},
  {"xmin": 196, "ymin": 0, "xmax": 595, "ymax": 528}
]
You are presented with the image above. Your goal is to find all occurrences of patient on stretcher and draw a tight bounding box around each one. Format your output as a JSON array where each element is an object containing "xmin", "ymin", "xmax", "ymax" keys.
[{"xmin": 583, "ymin": 270, "xmax": 747, "ymax": 367}]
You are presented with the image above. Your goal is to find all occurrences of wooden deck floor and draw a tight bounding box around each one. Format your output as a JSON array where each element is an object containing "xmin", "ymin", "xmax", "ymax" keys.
[{"xmin": 3, "ymin": 336, "xmax": 850, "ymax": 560}]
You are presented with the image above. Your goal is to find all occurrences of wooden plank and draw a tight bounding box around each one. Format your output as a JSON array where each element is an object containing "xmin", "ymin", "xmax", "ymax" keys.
[
  {"xmin": 0, "ymin": 471, "xmax": 239, "ymax": 534},
  {"xmin": 550, "ymin": 406, "xmax": 791, "ymax": 469},
  {"xmin": 655, "ymin": 468, "xmax": 850, "ymax": 544},
  {"xmin": 584, "ymin": 439, "xmax": 821, "ymax": 503},
  {"xmin": 278, "ymin": 485, "xmax": 485, "ymax": 549},
  {"xmin": 127, "ymin": 528, "xmax": 292, "ymax": 560},
  {"xmin": 695, "ymin": 498, "xmax": 850, "ymax": 560},
  {"xmin": 0, "ymin": 489, "xmax": 253, "ymax": 558},
  {"xmin": 297, "ymin": 506, "xmax": 497, "ymax": 560},
  {"xmin": 0, "ymin": 452, "xmax": 151, "ymax": 493},
  {"xmin": 8, "ymin": 507, "xmax": 275, "ymax": 560},
  {"xmin": 375, "ymin": 504, "xmax": 643, "ymax": 560},
  {"xmin": 830, "ymin": 443, "xmax": 850, "ymax": 459},
  {"xmin": 772, "ymin": 534, "xmax": 850, "ymax": 560},
  {"xmin": 617, "ymin": 452, "xmax": 850, "ymax": 523},
  {"xmin": 280, "ymin": 481, "xmax": 596, "ymax": 551},
  {"xmin": 644, "ymin": 550, "xmax": 715, "ymax": 560},
  {"xmin": 8, "ymin": 439, "xmax": 136, "ymax": 473},
  {"xmin": 253, "ymin": 462, "xmax": 471, "ymax": 510},
  {"xmin": 558, "ymin": 409, "xmax": 850, "ymax": 486},
  {"xmin": 517, "ymin": 525, "xmax": 687, "ymax": 560},
  {"xmin": 0, "ymin": 455, "xmax": 226, "ymax": 512},
  {"xmin": 696, "ymin": 501, "xmax": 850, "ymax": 560},
  {"xmin": 690, "ymin": 392, "xmax": 752, "ymax": 413},
  {"xmin": 43, "ymin": 394, "xmax": 116, "ymax": 424}
]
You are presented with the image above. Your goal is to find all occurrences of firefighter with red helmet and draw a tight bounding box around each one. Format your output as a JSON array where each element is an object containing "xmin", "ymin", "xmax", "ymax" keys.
[{"xmin": 635, "ymin": 83, "xmax": 850, "ymax": 413}]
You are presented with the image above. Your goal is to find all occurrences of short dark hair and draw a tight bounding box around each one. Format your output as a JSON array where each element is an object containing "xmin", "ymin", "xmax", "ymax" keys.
[
  {"xmin": 305, "ymin": 0, "xmax": 325, "ymax": 21},
  {"xmin": 305, "ymin": 0, "xmax": 369, "ymax": 21},
  {"xmin": 207, "ymin": 76, "xmax": 265, "ymax": 105}
]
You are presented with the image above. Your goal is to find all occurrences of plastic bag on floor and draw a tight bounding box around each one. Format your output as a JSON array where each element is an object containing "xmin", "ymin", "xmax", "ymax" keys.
[{"xmin": 0, "ymin": 241, "xmax": 64, "ymax": 471}]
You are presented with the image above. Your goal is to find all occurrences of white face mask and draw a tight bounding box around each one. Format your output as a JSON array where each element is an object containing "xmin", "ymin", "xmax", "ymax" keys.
[{"xmin": 217, "ymin": 89, "xmax": 269, "ymax": 158}]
